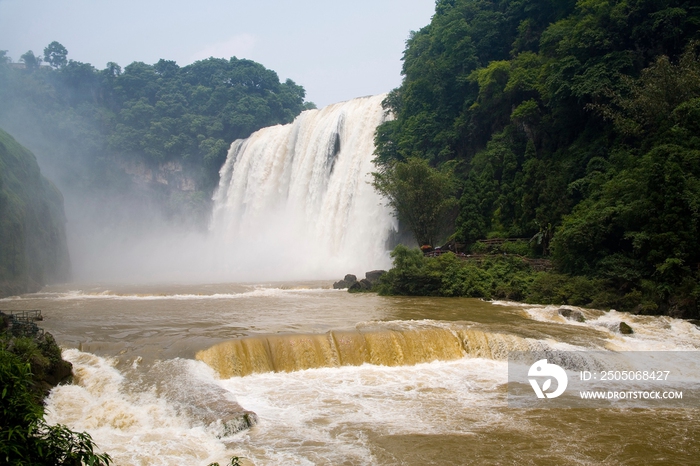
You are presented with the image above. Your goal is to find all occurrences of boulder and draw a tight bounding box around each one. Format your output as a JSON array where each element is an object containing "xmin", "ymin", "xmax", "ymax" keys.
[
  {"xmin": 365, "ymin": 270, "xmax": 387, "ymax": 284},
  {"xmin": 333, "ymin": 274, "xmax": 359, "ymax": 289},
  {"xmin": 558, "ymin": 308, "xmax": 585, "ymax": 322},
  {"xmin": 348, "ymin": 281, "xmax": 363, "ymax": 292},
  {"xmin": 333, "ymin": 280, "xmax": 350, "ymax": 289},
  {"xmin": 619, "ymin": 322, "xmax": 634, "ymax": 334},
  {"xmin": 359, "ymin": 279, "xmax": 373, "ymax": 290},
  {"xmin": 687, "ymin": 319, "xmax": 700, "ymax": 328}
]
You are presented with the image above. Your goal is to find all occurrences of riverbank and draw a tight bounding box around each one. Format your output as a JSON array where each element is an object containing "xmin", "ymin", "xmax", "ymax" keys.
[{"xmin": 374, "ymin": 245, "xmax": 700, "ymax": 320}]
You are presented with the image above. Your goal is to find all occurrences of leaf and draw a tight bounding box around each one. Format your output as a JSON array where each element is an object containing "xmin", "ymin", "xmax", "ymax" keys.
[{"xmin": 542, "ymin": 378, "xmax": 552, "ymax": 392}]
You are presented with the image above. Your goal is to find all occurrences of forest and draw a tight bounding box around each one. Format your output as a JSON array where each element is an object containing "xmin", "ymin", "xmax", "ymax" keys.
[
  {"xmin": 0, "ymin": 45, "xmax": 312, "ymax": 224},
  {"xmin": 373, "ymin": 0, "xmax": 700, "ymax": 318}
]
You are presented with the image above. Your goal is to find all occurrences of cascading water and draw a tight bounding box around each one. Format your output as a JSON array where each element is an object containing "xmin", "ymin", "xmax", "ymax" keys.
[{"xmin": 210, "ymin": 94, "xmax": 397, "ymax": 280}]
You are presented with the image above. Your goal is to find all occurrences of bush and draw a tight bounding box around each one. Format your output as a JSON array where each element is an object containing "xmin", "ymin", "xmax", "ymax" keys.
[{"xmin": 0, "ymin": 345, "xmax": 111, "ymax": 465}]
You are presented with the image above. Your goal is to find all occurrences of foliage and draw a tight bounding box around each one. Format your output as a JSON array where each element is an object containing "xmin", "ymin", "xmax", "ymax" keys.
[
  {"xmin": 373, "ymin": 0, "xmax": 700, "ymax": 317},
  {"xmin": 377, "ymin": 246, "xmax": 536, "ymax": 301},
  {"xmin": 0, "ymin": 42, "xmax": 311, "ymax": 224},
  {"xmin": 0, "ymin": 344, "xmax": 111, "ymax": 465},
  {"xmin": 372, "ymin": 158, "xmax": 458, "ymax": 246},
  {"xmin": 208, "ymin": 457, "xmax": 242, "ymax": 466},
  {"xmin": 0, "ymin": 128, "xmax": 70, "ymax": 295}
]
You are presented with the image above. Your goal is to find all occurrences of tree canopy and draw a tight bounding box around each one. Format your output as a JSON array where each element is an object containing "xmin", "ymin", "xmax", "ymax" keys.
[
  {"xmin": 374, "ymin": 0, "xmax": 700, "ymax": 317},
  {"xmin": 0, "ymin": 43, "xmax": 313, "ymax": 224}
]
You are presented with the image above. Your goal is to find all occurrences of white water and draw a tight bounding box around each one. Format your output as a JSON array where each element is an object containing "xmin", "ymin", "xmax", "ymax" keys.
[
  {"xmin": 210, "ymin": 94, "xmax": 396, "ymax": 280},
  {"xmin": 19, "ymin": 286, "xmax": 699, "ymax": 465}
]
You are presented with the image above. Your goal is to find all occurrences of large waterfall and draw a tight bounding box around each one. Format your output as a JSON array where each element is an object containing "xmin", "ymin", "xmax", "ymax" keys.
[{"xmin": 210, "ymin": 94, "xmax": 396, "ymax": 280}]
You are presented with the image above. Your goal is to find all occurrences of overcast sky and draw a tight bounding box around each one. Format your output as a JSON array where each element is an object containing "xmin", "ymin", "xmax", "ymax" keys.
[{"xmin": 0, "ymin": 0, "xmax": 435, "ymax": 107}]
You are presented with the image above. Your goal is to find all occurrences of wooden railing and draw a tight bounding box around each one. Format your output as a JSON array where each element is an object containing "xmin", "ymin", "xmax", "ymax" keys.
[
  {"xmin": 7, "ymin": 310, "xmax": 43, "ymax": 322},
  {"xmin": 1, "ymin": 310, "xmax": 44, "ymax": 338}
]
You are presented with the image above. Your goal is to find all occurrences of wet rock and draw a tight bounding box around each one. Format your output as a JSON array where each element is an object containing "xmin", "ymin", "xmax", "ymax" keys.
[
  {"xmin": 687, "ymin": 319, "xmax": 700, "ymax": 328},
  {"xmin": 334, "ymin": 274, "xmax": 359, "ymax": 289},
  {"xmin": 153, "ymin": 359, "xmax": 258, "ymax": 437},
  {"xmin": 619, "ymin": 322, "xmax": 634, "ymax": 334},
  {"xmin": 359, "ymin": 279, "xmax": 373, "ymax": 290},
  {"xmin": 333, "ymin": 280, "xmax": 349, "ymax": 289},
  {"xmin": 365, "ymin": 270, "xmax": 387, "ymax": 284},
  {"xmin": 558, "ymin": 308, "xmax": 586, "ymax": 322},
  {"xmin": 348, "ymin": 281, "xmax": 363, "ymax": 292},
  {"xmin": 1, "ymin": 312, "xmax": 73, "ymax": 396}
]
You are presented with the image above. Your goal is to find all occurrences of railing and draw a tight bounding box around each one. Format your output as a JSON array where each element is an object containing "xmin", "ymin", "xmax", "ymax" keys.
[
  {"xmin": 8, "ymin": 310, "xmax": 43, "ymax": 321},
  {"xmin": 1, "ymin": 310, "xmax": 44, "ymax": 338}
]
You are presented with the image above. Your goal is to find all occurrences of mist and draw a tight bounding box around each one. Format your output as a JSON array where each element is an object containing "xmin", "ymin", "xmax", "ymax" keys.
[{"xmin": 12, "ymin": 96, "xmax": 397, "ymax": 285}]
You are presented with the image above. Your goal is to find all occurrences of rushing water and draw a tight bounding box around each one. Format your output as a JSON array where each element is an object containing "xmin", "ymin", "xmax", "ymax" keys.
[
  {"xmin": 210, "ymin": 95, "xmax": 396, "ymax": 280},
  {"xmin": 2, "ymin": 282, "xmax": 699, "ymax": 465}
]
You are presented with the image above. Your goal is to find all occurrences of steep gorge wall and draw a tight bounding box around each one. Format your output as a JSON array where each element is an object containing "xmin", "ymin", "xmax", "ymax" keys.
[{"xmin": 0, "ymin": 128, "xmax": 70, "ymax": 297}]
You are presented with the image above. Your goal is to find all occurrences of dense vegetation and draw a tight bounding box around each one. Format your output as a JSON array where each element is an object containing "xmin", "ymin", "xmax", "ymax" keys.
[
  {"xmin": 1, "ymin": 314, "xmax": 110, "ymax": 465},
  {"xmin": 374, "ymin": 0, "xmax": 700, "ymax": 318},
  {"xmin": 0, "ymin": 44, "xmax": 313, "ymax": 223},
  {"xmin": 0, "ymin": 128, "xmax": 70, "ymax": 297}
]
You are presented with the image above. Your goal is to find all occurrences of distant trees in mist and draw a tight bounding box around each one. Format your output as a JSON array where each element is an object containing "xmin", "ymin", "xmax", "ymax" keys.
[{"xmin": 0, "ymin": 42, "xmax": 313, "ymax": 223}]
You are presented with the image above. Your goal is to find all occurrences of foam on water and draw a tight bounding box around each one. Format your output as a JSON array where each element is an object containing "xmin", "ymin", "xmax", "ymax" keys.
[
  {"xmin": 0, "ymin": 286, "xmax": 337, "ymax": 301},
  {"xmin": 216, "ymin": 357, "xmax": 508, "ymax": 464},
  {"xmin": 45, "ymin": 349, "xmax": 239, "ymax": 466},
  {"xmin": 493, "ymin": 300, "xmax": 700, "ymax": 351}
]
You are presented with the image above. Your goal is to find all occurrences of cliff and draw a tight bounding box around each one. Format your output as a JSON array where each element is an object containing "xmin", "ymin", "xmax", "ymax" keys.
[{"xmin": 0, "ymin": 128, "xmax": 70, "ymax": 297}]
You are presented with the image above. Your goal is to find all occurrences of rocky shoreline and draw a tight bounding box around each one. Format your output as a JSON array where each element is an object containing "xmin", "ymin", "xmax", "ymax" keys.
[
  {"xmin": 0, "ymin": 311, "xmax": 73, "ymax": 398},
  {"xmin": 333, "ymin": 270, "xmax": 386, "ymax": 292}
]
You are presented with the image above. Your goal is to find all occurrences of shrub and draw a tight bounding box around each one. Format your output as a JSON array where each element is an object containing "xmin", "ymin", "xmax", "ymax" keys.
[{"xmin": 0, "ymin": 345, "xmax": 111, "ymax": 465}]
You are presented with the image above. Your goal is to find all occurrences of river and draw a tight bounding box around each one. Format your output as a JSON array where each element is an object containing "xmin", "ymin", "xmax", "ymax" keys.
[{"xmin": 2, "ymin": 282, "xmax": 699, "ymax": 465}]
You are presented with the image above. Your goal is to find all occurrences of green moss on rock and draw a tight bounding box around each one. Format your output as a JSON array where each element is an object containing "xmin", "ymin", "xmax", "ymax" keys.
[{"xmin": 0, "ymin": 128, "xmax": 70, "ymax": 297}]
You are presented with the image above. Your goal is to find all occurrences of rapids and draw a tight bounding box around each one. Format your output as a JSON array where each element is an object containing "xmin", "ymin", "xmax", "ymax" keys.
[{"xmin": 3, "ymin": 283, "xmax": 700, "ymax": 465}]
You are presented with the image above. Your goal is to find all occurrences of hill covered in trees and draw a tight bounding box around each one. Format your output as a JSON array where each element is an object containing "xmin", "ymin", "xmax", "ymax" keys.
[
  {"xmin": 0, "ymin": 45, "xmax": 313, "ymax": 226},
  {"xmin": 374, "ymin": 0, "xmax": 700, "ymax": 318},
  {"xmin": 0, "ymin": 128, "xmax": 70, "ymax": 297}
]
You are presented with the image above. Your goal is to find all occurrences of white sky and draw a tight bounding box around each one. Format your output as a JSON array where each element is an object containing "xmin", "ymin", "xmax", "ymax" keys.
[{"xmin": 0, "ymin": 0, "xmax": 435, "ymax": 107}]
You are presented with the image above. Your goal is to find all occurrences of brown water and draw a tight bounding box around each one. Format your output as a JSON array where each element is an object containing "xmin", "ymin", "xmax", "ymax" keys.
[{"xmin": 2, "ymin": 282, "xmax": 699, "ymax": 465}]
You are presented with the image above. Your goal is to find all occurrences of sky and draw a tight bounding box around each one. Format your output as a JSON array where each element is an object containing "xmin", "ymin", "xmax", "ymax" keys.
[{"xmin": 0, "ymin": 0, "xmax": 436, "ymax": 107}]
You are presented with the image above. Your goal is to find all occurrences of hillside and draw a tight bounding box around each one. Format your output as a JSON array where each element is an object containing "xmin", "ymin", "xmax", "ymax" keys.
[
  {"xmin": 0, "ymin": 128, "xmax": 70, "ymax": 297},
  {"xmin": 375, "ymin": 0, "xmax": 700, "ymax": 317}
]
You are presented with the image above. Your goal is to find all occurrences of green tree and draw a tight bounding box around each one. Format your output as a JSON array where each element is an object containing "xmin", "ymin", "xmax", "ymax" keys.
[
  {"xmin": 1, "ymin": 346, "xmax": 112, "ymax": 465},
  {"xmin": 19, "ymin": 51, "xmax": 42, "ymax": 72},
  {"xmin": 372, "ymin": 157, "xmax": 458, "ymax": 246},
  {"xmin": 43, "ymin": 41, "xmax": 68, "ymax": 69}
]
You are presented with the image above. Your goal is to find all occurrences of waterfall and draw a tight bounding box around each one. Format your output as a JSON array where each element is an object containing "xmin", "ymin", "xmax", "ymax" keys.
[
  {"xmin": 210, "ymin": 94, "xmax": 396, "ymax": 280},
  {"xmin": 195, "ymin": 323, "xmax": 561, "ymax": 378}
]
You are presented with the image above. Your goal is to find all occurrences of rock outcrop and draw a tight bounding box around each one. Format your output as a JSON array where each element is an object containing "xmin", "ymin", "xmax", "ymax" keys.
[
  {"xmin": 334, "ymin": 270, "xmax": 387, "ymax": 292},
  {"xmin": 0, "ymin": 128, "xmax": 70, "ymax": 298},
  {"xmin": 0, "ymin": 311, "xmax": 73, "ymax": 397},
  {"xmin": 558, "ymin": 308, "xmax": 586, "ymax": 322},
  {"xmin": 619, "ymin": 321, "xmax": 634, "ymax": 334}
]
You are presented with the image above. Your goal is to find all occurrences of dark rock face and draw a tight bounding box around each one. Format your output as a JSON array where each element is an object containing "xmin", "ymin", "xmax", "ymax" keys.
[
  {"xmin": 334, "ymin": 274, "xmax": 359, "ymax": 289},
  {"xmin": 0, "ymin": 128, "xmax": 71, "ymax": 298},
  {"xmin": 619, "ymin": 322, "xmax": 634, "ymax": 334},
  {"xmin": 1, "ymin": 311, "xmax": 73, "ymax": 396},
  {"xmin": 365, "ymin": 270, "xmax": 387, "ymax": 284},
  {"xmin": 348, "ymin": 281, "xmax": 362, "ymax": 292},
  {"xmin": 335, "ymin": 270, "xmax": 387, "ymax": 292},
  {"xmin": 558, "ymin": 308, "xmax": 586, "ymax": 322}
]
